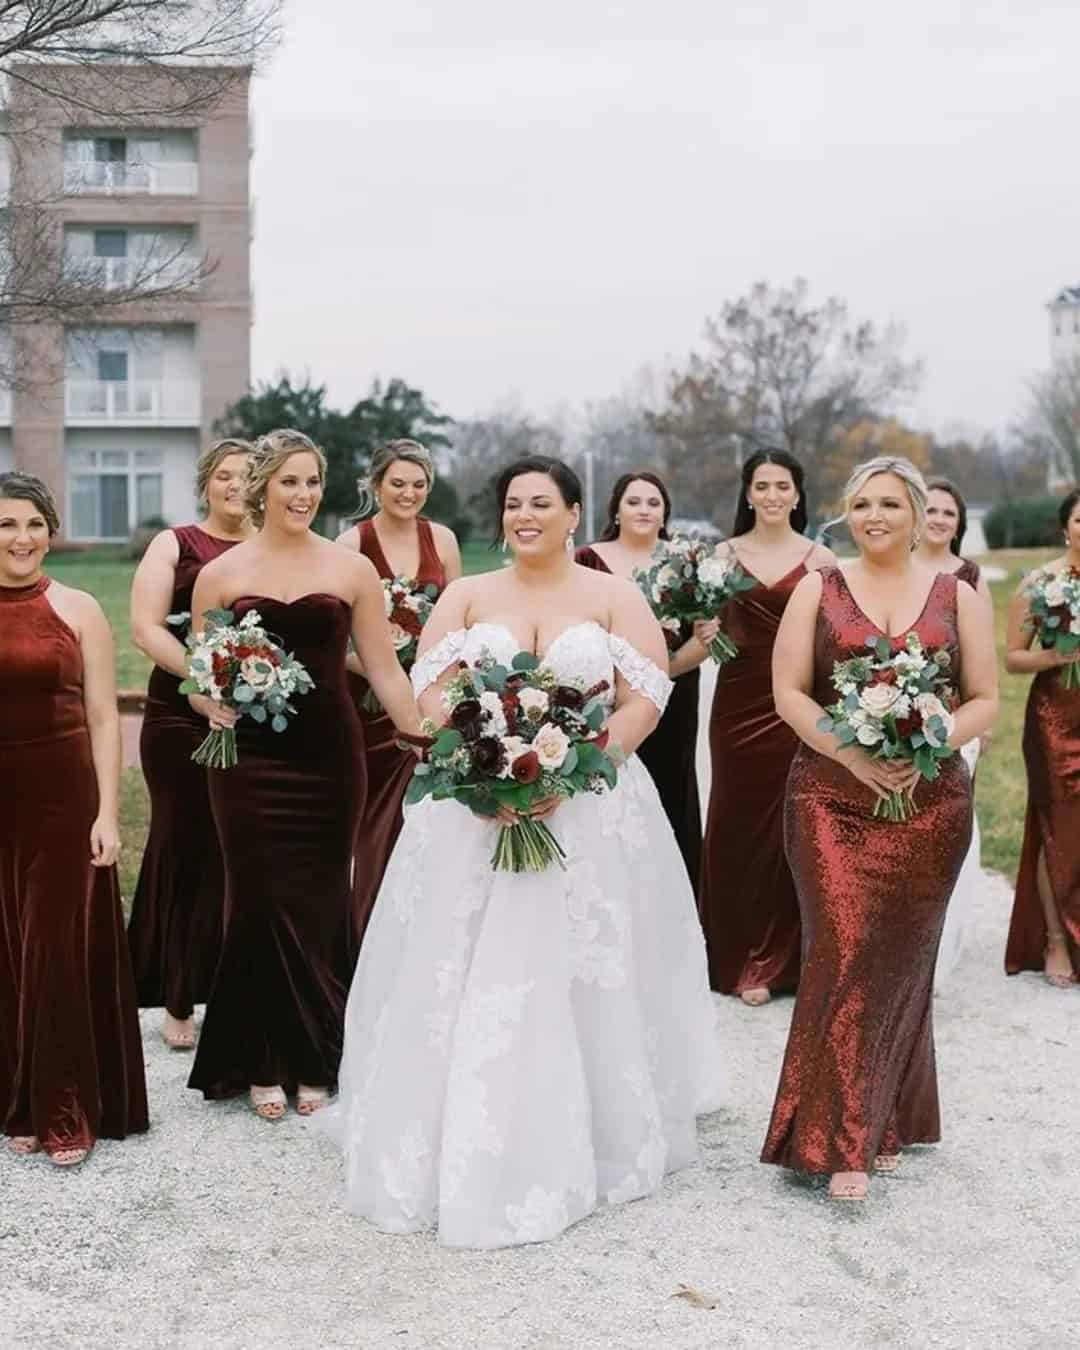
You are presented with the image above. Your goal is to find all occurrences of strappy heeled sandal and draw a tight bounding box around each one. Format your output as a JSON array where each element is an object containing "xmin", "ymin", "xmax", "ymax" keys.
[
  {"xmin": 162, "ymin": 1014, "xmax": 196, "ymax": 1051},
  {"xmin": 873, "ymin": 1154, "xmax": 902, "ymax": 1174},
  {"xmin": 249, "ymin": 1085, "xmax": 287, "ymax": 1122},
  {"xmin": 828, "ymin": 1171, "xmax": 870, "ymax": 1202},
  {"xmin": 296, "ymin": 1086, "xmax": 330, "ymax": 1117},
  {"xmin": 1043, "ymin": 935, "xmax": 1077, "ymax": 989},
  {"xmin": 6, "ymin": 1136, "xmax": 40, "ymax": 1156},
  {"xmin": 47, "ymin": 1146, "xmax": 89, "ymax": 1168},
  {"xmin": 740, "ymin": 987, "xmax": 771, "ymax": 1007}
]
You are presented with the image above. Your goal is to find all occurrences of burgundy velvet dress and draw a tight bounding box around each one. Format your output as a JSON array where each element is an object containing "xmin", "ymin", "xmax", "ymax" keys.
[
  {"xmin": 575, "ymin": 545, "xmax": 702, "ymax": 883},
  {"xmin": 188, "ymin": 594, "xmax": 366, "ymax": 1098},
  {"xmin": 0, "ymin": 578, "xmax": 149, "ymax": 1154},
  {"xmin": 1005, "ymin": 633, "xmax": 1080, "ymax": 976},
  {"xmin": 698, "ymin": 555, "xmax": 810, "ymax": 995},
  {"xmin": 761, "ymin": 569, "xmax": 972, "ymax": 1174},
  {"xmin": 348, "ymin": 518, "xmax": 446, "ymax": 948},
  {"xmin": 127, "ymin": 525, "xmax": 241, "ymax": 1019}
]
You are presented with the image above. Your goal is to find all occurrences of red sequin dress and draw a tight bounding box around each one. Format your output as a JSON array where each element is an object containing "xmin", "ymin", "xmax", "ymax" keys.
[
  {"xmin": 0, "ymin": 577, "xmax": 148, "ymax": 1154},
  {"xmin": 698, "ymin": 554, "xmax": 811, "ymax": 994},
  {"xmin": 761, "ymin": 568, "xmax": 972, "ymax": 1174},
  {"xmin": 348, "ymin": 518, "xmax": 446, "ymax": 949},
  {"xmin": 1005, "ymin": 652, "xmax": 1080, "ymax": 977},
  {"xmin": 127, "ymin": 525, "xmax": 241, "ymax": 1019}
]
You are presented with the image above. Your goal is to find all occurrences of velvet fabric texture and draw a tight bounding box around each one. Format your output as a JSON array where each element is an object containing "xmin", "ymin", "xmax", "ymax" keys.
[
  {"xmin": 1005, "ymin": 664, "xmax": 1080, "ymax": 976},
  {"xmin": 761, "ymin": 569, "xmax": 972, "ymax": 1174},
  {"xmin": 347, "ymin": 517, "xmax": 446, "ymax": 949},
  {"xmin": 575, "ymin": 545, "xmax": 702, "ymax": 884},
  {"xmin": 127, "ymin": 525, "xmax": 241, "ymax": 1018},
  {"xmin": 0, "ymin": 577, "xmax": 148, "ymax": 1154},
  {"xmin": 698, "ymin": 556, "xmax": 809, "ymax": 994},
  {"xmin": 188, "ymin": 593, "xmax": 366, "ymax": 1098}
]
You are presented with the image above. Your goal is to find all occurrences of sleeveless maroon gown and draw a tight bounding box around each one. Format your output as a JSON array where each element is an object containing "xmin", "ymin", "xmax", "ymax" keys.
[
  {"xmin": 188, "ymin": 594, "xmax": 366, "ymax": 1097},
  {"xmin": 127, "ymin": 525, "xmax": 241, "ymax": 1019},
  {"xmin": 0, "ymin": 577, "xmax": 148, "ymax": 1154},
  {"xmin": 698, "ymin": 556, "xmax": 809, "ymax": 994},
  {"xmin": 761, "ymin": 569, "xmax": 972, "ymax": 1174},
  {"xmin": 575, "ymin": 545, "xmax": 702, "ymax": 883},
  {"xmin": 348, "ymin": 518, "xmax": 446, "ymax": 947},
  {"xmin": 1005, "ymin": 617, "xmax": 1080, "ymax": 977}
]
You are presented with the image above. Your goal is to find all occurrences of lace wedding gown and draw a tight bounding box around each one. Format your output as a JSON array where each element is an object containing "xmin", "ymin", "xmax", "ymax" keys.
[{"xmin": 319, "ymin": 621, "xmax": 724, "ymax": 1248}]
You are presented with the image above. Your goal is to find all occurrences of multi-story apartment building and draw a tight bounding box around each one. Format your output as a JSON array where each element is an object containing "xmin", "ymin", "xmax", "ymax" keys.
[
  {"xmin": 0, "ymin": 64, "xmax": 251, "ymax": 541},
  {"xmin": 1048, "ymin": 284, "xmax": 1080, "ymax": 366}
]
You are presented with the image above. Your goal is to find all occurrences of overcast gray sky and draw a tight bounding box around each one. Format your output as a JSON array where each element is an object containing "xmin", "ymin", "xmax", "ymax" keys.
[{"xmin": 250, "ymin": 1, "xmax": 1080, "ymax": 437}]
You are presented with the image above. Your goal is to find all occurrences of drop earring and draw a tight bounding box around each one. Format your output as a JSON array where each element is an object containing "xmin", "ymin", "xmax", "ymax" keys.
[{"xmin": 565, "ymin": 531, "xmax": 575, "ymax": 557}]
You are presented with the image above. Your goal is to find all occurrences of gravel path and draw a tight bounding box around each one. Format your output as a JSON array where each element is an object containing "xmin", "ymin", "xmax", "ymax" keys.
[{"xmin": 8, "ymin": 676, "xmax": 1080, "ymax": 1349}]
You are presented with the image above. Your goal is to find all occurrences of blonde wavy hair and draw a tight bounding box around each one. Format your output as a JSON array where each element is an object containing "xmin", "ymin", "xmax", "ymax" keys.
[
  {"xmin": 354, "ymin": 438, "xmax": 434, "ymax": 518},
  {"xmin": 244, "ymin": 428, "xmax": 327, "ymax": 528},
  {"xmin": 823, "ymin": 455, "xmax": 929, "ymax": 550},
  {"xmin": 195, "ymin": 438, "xmax": 253, "ymax": 516}
]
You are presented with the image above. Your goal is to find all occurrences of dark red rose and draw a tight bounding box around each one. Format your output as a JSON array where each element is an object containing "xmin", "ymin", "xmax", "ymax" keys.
[
  {"xmin": 450, "ymin": 699, "xmax": 483, "ymax": 736},
  {"xmin": 552, "ymin": 685, "xmax": 585, "ymax": 711},
  {"xmin": 511, "ymin": 750, "xmax": 541, "ymax": 783},
  {"xmin": 394, "ymin": 606, "xmax": 423, "ymax": 639},
  {"xmin": 472, "ymin": 736, "xmax": 506, "ymax": 777},
  {"xmin": 893, "ymin": 714, "xmax": 920, "ymax": 739},
  {"xmin": 500, "ymin": 692, "xmax": 520, "ymax": 734},
  {"xmin": 874, "ymin": 668, "xmax": 898, "ymax": 686}
]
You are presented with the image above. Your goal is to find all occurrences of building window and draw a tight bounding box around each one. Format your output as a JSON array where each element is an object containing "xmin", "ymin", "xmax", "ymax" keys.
[
  {"xmin": 94, "ymin": 229, "xmax": 127, "ymax": 258},
  {"xmin": 97, "ymin": 349, "xmax": 129, "ymax": 382},
  {"xmin": 67, "ymin": 448, "xmax": 165, "ymax": 540}
]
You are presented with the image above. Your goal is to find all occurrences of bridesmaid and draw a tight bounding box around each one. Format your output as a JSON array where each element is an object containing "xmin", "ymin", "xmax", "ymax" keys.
[
  {"xmin": 916, "ymin": 477, "xmax": 992, "ymax": 993},
  {"xmin": 127, "ymin": 438, "xmax": 254, "ymax": 1050},
  {"xmin": 575, "ymin": 471, "xmax": 716, "ymax": 881},
  {"xmin": 1004, "ymin": 487, "xmax": 1080, "ymax": 987},
  {"xmin": 0, "ymin": 472, "xmax": 148, "ymax": 1166},
  {"xmin": 698, "ymin": 450, "xmax": 833, "ymax": 1004},
  {"xmin": 335, "ymin": 439, "xmax": 461, "ymax": 946},
  {"xmin": 761, "ymin": 457, "xmax": 997, "ymax": 1200},
  {"xmin": 187, "ymin": 429, "xmax": 422, "ymax": 1121}
]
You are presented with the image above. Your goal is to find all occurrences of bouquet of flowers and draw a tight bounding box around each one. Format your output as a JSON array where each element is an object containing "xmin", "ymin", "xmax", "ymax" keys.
[
  {"xmin": 1024, "ymin": 565, "xmax": 1080, "ymax": 689},
  {"xmin": 405, "ymin": 650, "xmax": 618, "ymax": 872},
  {"xmin": 635, "ymin": 535, "xmax": 756, "ymax": 664},
  {"xmin": 180, "ymin": 608, "xmax": 315, "ymax": 768},
  {"xmin": 817, "ymin": 633, "xmax": 957, "ymax": 821},
  {"xmin": 361, "ymin": 575, "xmax": 439, "ymax": 714}
]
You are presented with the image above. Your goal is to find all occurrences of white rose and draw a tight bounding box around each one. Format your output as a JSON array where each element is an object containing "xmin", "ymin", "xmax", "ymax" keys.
[
  {"xmin": 914, "ymin": 692, "xmax": 946, "ymax": 722},
  {"xmin": 893, "ymin": 651, "xmax": 926, "ymax": 674},
  {"xmin": 518, "ymin": 687, "xmax": 550, "ymax": 719},
  {"xmin": 1044, "ymin": 579, "xmax": 1067, "ymax": 608},
  {"xmin": 916, "ymin": 692, "xmax": 955, "ymax": 747},
  {"xmin": 239, "ymin": 655, "xmax": 277, "ymax": 692},
  {"xmin": 697, "ymin": 556, "xmax": 731, "ymax": 589},
  {"xmin": 657, "ymin": 563, "xmax": 680, "ymax": 589},
  {"xmin": 388, "ymin": 622, "xmax": 412, "ymax": 651},
  {"xmin": 858, "ymin": 682, "xmax": 902, "ymax": 718},
  {"xmin": 498, "ymin": 735, "xmax": 527, "ymax": 777},
  {"xmin": 479, "ymin": 690, "xmax": 507, "ymax": 736},
  {"xmin": 660, "ymin": 616, "xmax": 681, "ymax": 634},
  {"xmin": 855, "ymin": 722, "xmax": 884, "ymax": 746},
  {"xmin": 533, "ymin": 723, "xmax": 571, "ymax": 770}
]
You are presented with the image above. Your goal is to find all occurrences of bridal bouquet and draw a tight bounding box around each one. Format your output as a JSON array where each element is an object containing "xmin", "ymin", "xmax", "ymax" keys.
[
  {"xmin": 360, "ymin": 575, "xmax": 439, "ymax": 714},
  {"xmin": 817, "ymin": 633, "xmax": 957, "ymax": 821},
  {"xmin": 636, "ymin": 535, "xmax": 756, "ymax": 664},
  {"xmin": 405, "ymin": 651, "xmax": 618, "ymax": 872},
  {"xmin": 1025, "ymin": 565, "xmax": 1080, "ymax": 689},
  {"xmin": 180, "ymin": 608, "xmax": 315, "ymax": 768}
]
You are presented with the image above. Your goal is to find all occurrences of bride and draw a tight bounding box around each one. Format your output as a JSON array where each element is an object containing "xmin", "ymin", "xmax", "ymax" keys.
[{"xmin": 320, "ymin": 456, "xmax": 724, "ymax": 1248}]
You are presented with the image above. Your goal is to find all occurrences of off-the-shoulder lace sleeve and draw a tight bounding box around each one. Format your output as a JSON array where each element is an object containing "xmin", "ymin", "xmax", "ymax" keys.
[
  {"xmin": 608, "ymin": 633, "xmax": 673, "ymax": 713},
  {"xmin": 411, "ymin": 628, "xmax": 468, "ymax": 697}
]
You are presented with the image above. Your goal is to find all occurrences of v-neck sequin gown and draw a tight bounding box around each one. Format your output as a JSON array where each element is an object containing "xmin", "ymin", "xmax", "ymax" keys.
[{"xmin": 761, "ymin": 568, "xmax": 972, "ymax": 1174}]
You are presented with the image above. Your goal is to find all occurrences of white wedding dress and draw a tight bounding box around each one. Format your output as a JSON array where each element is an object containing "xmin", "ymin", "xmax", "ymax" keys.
[{"xmin": 319, "ymin": 620, "xmax": 724, "ymax": 1249}]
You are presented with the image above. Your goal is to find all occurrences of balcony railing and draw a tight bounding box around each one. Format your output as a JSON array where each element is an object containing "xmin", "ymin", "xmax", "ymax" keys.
[
  {"xmin": 64, "ymin": 255, "xmax": 200, "ymax": 292},
  {"xmin": 63, "ymin": 160, "xmax": 199, "ymax": 196},
  {"xmin": 65, "ymin": 379, "xmax": 200, "ymax": 424}
]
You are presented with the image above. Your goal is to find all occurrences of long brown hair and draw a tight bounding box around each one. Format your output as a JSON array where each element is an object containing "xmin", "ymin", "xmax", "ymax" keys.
[{"xmin": 599, "ymin": 471, "xmax": 672, "ymax": 542}]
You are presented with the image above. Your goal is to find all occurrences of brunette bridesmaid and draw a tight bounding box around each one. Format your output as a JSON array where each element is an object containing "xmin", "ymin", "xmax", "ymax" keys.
[
  {"xmin": 698, "ymin": 451, "xmax": 833, "ymax": 1003},
  {"xmin": 335, "ymin": 440, "xmax": 461, "ymax": 947},
  {"xmin": 761, "ymin": 457, "xmax": 997, "ymax": 1201},
  {"xmin": 187, "ymin": 430, "xmax": 422, "ymax": 1121},
  {"xmin": 0, "ymin": 473, "xmax": 148, "ymax": 1166},
  {"xmin": 575, "ymin": 471, "xmax": 716, "ymax": 881},
  {"xmin": 1004, "ymin": 487, "xmax": 1080, "ymax": 987},
  {"xmin": 127, "ymin": 438, "xmax": 254, "ymax": 1050}
]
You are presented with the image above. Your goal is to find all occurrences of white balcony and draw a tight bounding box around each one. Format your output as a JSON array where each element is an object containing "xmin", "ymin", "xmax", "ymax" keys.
[
  {"xmin": 0, "ymin": 388, "xmax": 10, "ymax": 423},
  {"xmin": 65, "ymin": 379, "xmax": 200, "ymax": 425},
  {"xmin": 63, "ymin": 160, "xmax": 199, "ymax": 196},
  {"xmin": 66, "ymin": 255, "xmax": 200, "ymax": 292}
]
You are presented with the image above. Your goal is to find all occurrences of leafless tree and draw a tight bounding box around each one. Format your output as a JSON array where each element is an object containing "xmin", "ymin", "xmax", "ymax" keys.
[
  {"xmin": 446, "ymin": 405, "xmax": 566, "ymax": 534},
  {"xmin": 1026, "ymin": 355, "xmax": 1080, "ymax": 485}
]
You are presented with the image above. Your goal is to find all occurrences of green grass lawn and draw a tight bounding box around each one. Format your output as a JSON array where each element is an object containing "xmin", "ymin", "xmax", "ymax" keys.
[{"xmin": 52, "ymin": 541, "xmax": 1046, "ymax": 898}]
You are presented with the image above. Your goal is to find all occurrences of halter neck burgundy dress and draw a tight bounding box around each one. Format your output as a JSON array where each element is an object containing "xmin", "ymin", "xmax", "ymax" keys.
[
  {"xmin": 761, "ymin": 568, "xmax": 972, "ymax": 1174},
  {"xmin": 0, "ymin": 577, "xmax": 148, "ymax": 1156},
  {"xmin": 128, "ymin": 525, "xmax": 241, "ymax": 1021},
  {"xmin": 348, "ymin": 517, "xmax": 446, "ymax": 948},
  {"xmin": 188, "ymin": 592, "xmax": 365, "ymax": 1098},
  {"xmin": 698, "ymin": 550, "xmax": 812, "ymax": 995},
  {"xmin": 575, "ymin": 545, "xmax": 702, "ymax": 883}
]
